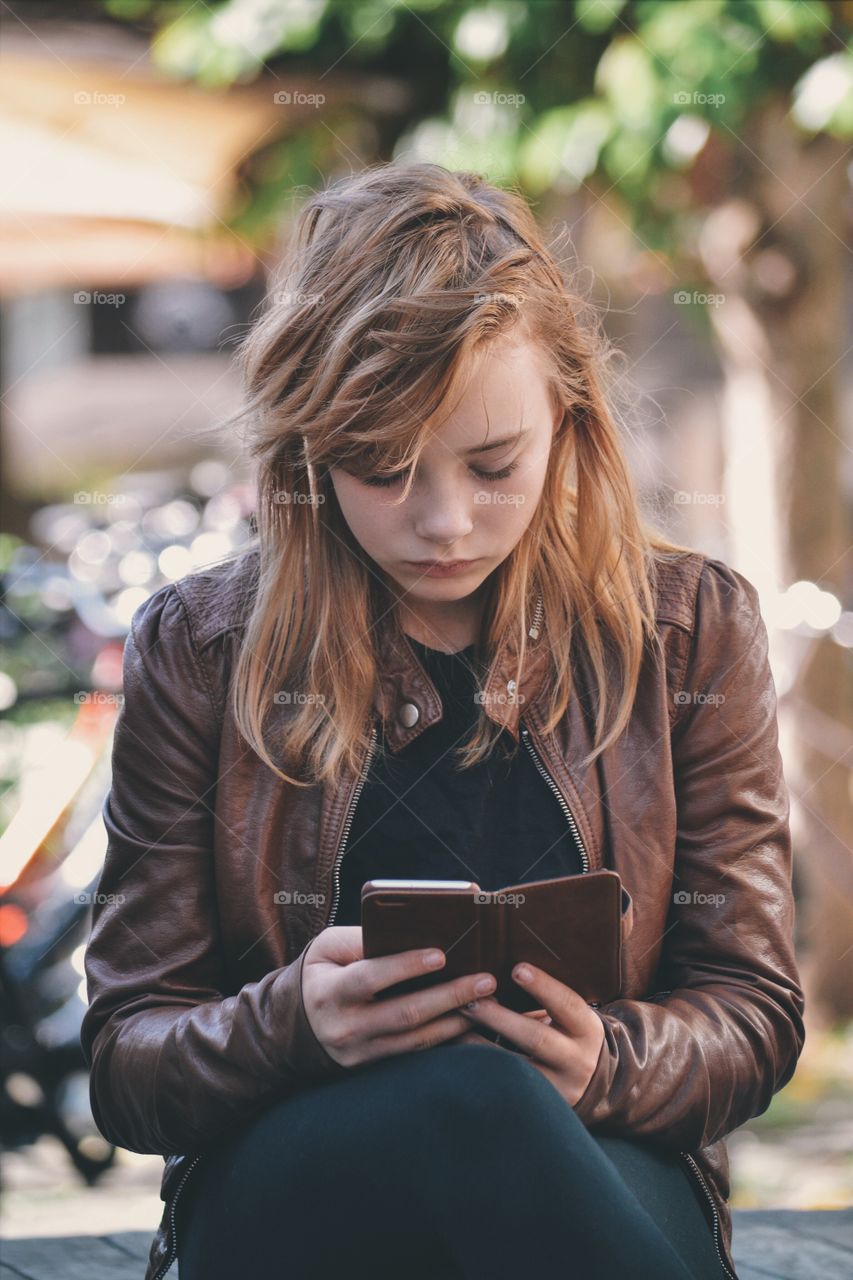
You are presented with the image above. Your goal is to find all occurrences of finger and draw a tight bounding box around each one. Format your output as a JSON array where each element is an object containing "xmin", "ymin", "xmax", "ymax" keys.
[
  {"xmin": 336, "ymin": 946, "xmax": 451, "ymax": 1006},
  {"xmin": 361, "ymin": 969, "xmax": 499, "ymax": 1039},
  {"xmin": 511, "ymin": 964, "xmax": 592, "ymax": 1031},
  {"xmin": 459, "ymin": 997, "xmax": 569, "ymax": 1068},
  {"xmin": 306, "ymin": 926, "xmax": 364, "ymax": 967},
  {"xmin": 363, "ymin": 1009, "xmax": 481, "ymax": 1061}
]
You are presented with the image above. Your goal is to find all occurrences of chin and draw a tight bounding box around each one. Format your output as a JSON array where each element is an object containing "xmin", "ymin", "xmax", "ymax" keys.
[{"xmin": 405, "ymin": 571, "xmax": 491, "ymax": 598}]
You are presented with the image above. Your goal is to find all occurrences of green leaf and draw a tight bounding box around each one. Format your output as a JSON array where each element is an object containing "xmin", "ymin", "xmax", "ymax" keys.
[
  {"xmin": 576, "ymin": 0, "xmax": 628, "ymax": 35},
  {"xmin": 519, "ymin": 101, "xmax": 614, "ymax": 194},
  {"xmin": 595, "ymin": 34, "xmax": 659, "ymax": 129},
  {"xmin": 749, "ymin": 0, "xmax": 836, "ymax": 44}
]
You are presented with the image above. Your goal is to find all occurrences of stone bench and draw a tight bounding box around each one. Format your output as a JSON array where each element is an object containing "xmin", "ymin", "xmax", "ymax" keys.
[{"xmin": 2, "ymin": 1210, "xmax": 851, "ymax": 1278}]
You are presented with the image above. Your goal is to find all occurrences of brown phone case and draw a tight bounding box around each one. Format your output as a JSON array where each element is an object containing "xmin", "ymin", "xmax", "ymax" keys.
[{"xmin": 361, "ymin": 870, "xmax": 633, "ymax": 1012}]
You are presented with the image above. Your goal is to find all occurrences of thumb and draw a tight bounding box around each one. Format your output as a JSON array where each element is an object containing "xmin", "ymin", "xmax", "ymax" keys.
[{"xmin": 306, "ymin": 925, "xmax": 364, "ymax": 967}]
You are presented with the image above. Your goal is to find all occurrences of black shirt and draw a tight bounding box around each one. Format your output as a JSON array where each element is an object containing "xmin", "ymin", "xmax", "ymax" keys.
[{"xmin": 334, "ymin": 635, "xmax": 583, "ymax": 926}]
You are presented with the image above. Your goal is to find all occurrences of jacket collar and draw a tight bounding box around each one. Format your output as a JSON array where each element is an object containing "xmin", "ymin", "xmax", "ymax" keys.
[{"xmin": 371, "ymin": 593, "xmax": 549, "ymax": 751}]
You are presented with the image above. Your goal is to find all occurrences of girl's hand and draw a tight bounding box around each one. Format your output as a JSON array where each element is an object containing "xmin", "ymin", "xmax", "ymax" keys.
[
  {"xmin": 300, "ymin": 926, "xmax": 500, "ymax": 1069},
  {"xmin": 456, "ymin": 963, "xmax": 606, "ymax": 1105}
]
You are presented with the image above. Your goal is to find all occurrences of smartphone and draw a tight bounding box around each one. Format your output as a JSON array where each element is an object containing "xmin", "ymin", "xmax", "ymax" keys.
[
  {"xmin": 361, "ymin": 870, "xmax": 628, "ymax": 1010},
  {"xmin": 360, "ymin": 877, "xmax": 546, "ymax": 1012}
]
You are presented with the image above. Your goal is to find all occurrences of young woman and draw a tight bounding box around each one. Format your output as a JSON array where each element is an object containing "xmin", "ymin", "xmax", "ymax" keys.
[{"xmin": 81, "ymin": 163, "xmax": 805, "ymax": 1280}]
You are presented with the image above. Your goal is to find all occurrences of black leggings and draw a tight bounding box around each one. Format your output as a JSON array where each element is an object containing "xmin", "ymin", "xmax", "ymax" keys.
[{"xmin": 177, "ymin": 1042, "xmax": 730, "ymax": 1280}]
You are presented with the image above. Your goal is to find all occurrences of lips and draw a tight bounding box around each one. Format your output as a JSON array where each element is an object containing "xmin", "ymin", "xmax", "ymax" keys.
[{"xmin": 409, "ymin": 560, "xmax": 471, "ymax": 568}]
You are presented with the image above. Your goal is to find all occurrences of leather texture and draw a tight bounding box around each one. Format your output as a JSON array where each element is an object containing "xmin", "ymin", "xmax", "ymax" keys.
[
  {"xmin": 79, "ymin": 544, "xmax": 805, "ymax": 1280},
  {"xmin": 362, "ymin": 870, "xmax": 631, "ymax": 1010}
]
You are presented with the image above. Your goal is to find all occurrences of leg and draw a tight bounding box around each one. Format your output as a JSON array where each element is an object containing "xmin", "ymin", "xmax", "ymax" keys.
[
  {"xmin": 592, "ymin": 1135, "xmax": 730, "ymax": 1280},
  {"xmin": 178, "ymin": 1042, "xmax": 710, "ymax": 1280}
]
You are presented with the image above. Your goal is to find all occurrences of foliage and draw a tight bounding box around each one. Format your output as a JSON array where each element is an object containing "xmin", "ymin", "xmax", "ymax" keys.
[{"xmin": 99, "ymin": 1, "xmax": 852, "ymax": 255}]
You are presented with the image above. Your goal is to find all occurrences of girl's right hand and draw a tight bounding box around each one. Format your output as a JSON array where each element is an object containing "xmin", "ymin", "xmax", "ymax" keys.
[{"xmin": 300, "ymin": 925, "xmax": 497, "ymax": 1069}]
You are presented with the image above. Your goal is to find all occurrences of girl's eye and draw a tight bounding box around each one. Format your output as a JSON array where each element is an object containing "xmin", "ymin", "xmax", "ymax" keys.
[{"xmin": 360, "ymin": 461, "xmax": 519, "ymax": 488}]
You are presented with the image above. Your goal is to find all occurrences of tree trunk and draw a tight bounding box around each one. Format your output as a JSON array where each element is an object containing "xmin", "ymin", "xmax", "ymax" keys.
[{"xmin": 702, "ymin": 96, "xmax": 853, "ymax": 1019}]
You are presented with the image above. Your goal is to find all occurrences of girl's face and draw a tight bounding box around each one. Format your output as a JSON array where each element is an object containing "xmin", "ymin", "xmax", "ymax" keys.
[{"xmin": 328, "ymin": 334, "xmax": 562, "ymax": 611}]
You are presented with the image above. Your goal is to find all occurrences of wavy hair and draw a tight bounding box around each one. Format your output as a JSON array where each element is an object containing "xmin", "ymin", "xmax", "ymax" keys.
[{"xmin": 210, "ymin": 162, "xmax": 692, "ymax": 788}]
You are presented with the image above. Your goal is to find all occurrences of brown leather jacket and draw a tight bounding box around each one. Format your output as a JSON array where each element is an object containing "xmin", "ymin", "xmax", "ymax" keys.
[{"xmin": 80, "ymin": 546, "xmax": 805, "ymax": 1280}]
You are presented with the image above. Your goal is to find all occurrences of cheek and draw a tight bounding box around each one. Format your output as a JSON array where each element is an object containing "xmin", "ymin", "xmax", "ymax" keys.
[
  {"xmin": 487, "ymin": 459, "xmax": 547, "ymax": 541},
  {"xmin": 334, "ymin": 484, "xmax": 403, "ymax": 552}
]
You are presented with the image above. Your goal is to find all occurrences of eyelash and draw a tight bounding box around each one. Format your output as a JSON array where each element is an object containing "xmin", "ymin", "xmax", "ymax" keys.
[{"xmin": 360, "ymin": 461, "xmax": 520, "ymax": 488}]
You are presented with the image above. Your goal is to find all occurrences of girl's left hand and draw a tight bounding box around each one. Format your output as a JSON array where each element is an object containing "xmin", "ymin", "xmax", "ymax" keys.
[{"xmin": 456, "ymin": 963, "xmax": 606, "ymax": 1106}]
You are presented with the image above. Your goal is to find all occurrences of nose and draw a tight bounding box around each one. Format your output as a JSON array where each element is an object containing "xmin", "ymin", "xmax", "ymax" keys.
[{"xmin": 411, "ymin": 482, "xmax": 474, "ymax": 547}]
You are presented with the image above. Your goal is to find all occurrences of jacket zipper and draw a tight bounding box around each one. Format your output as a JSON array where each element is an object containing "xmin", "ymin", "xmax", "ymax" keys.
[
  {"xmin": 519, "ymin": 721, "xmax": 602, "ymax": 1003},
  {"xmin": 680, "ymin": 1152, "xmax": 738, "ymax": 1280},
  {"xmin": 152, "ymin": 1153, "xmax": 203, "ymax": 1280},
  {"xmin": 326, "ymin": 722, "xmax": 379, "ymax": 927},
  {"xmin": 522, "ymin": 719, "xmax": 733, "ymax": 1276},
  {"xmin": 152, "ymin": 729, "xmax": 381, "ymax": 1276},
  {"xmin": 519, "ymin": 722, "xmax": 589, "ymax": 873}
]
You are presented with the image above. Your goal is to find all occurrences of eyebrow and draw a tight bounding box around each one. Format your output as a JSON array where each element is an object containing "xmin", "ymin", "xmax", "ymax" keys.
[{"xmin": 462, "ymin": 428, "xmax": 530, "ymax": 456}]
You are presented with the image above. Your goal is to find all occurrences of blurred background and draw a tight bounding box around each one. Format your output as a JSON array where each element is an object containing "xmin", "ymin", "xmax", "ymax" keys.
[{"xmin": 0, "ymin": 0, "xmax": 851, "ymax": 1253}]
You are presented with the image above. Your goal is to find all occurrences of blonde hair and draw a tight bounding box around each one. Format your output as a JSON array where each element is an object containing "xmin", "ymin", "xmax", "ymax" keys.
[{"xmin": 210, "ymin": 162, "xmax": 692, "ymax": 788}]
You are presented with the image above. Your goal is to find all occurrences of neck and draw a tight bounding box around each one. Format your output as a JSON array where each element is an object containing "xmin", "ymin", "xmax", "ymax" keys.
[{"xmin": 397, "ymin": 582, "xmax": 488, "ymax": 654}]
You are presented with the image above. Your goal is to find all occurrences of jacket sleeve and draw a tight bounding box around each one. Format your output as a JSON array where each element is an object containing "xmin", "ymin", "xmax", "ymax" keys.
[
  {"xmin": 572, "ymin": 558, "xmax": 806, "ymax": 1151},
  {"xmin": 79, "ymin": 584, "xmax": 347, "ymax": 1157}
]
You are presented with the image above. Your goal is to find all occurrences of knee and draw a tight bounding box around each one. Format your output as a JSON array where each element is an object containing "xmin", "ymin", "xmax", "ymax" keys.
[{"xmin": 419, "ymin": 1042, "xmax": 583, "ymax": 1136}]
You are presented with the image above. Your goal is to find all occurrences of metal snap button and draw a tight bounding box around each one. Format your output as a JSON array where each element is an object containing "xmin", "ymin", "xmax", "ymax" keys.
[
  {"xmin": 399, "ymin": 702, "xmax": 420, "ymax": 727},
  {"xmin": 506, "ymin": 679, "xmax": 517, "ymax": 695}
]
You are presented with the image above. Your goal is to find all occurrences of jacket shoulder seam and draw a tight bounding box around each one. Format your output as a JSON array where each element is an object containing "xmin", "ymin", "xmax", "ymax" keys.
[
  {"xmin": 167, "ymin": 580, "xmax": 223, "ymax": 729},
  {"xmin": 653, "ymin": 551, "xmax": 707, "ymax": 633}
]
